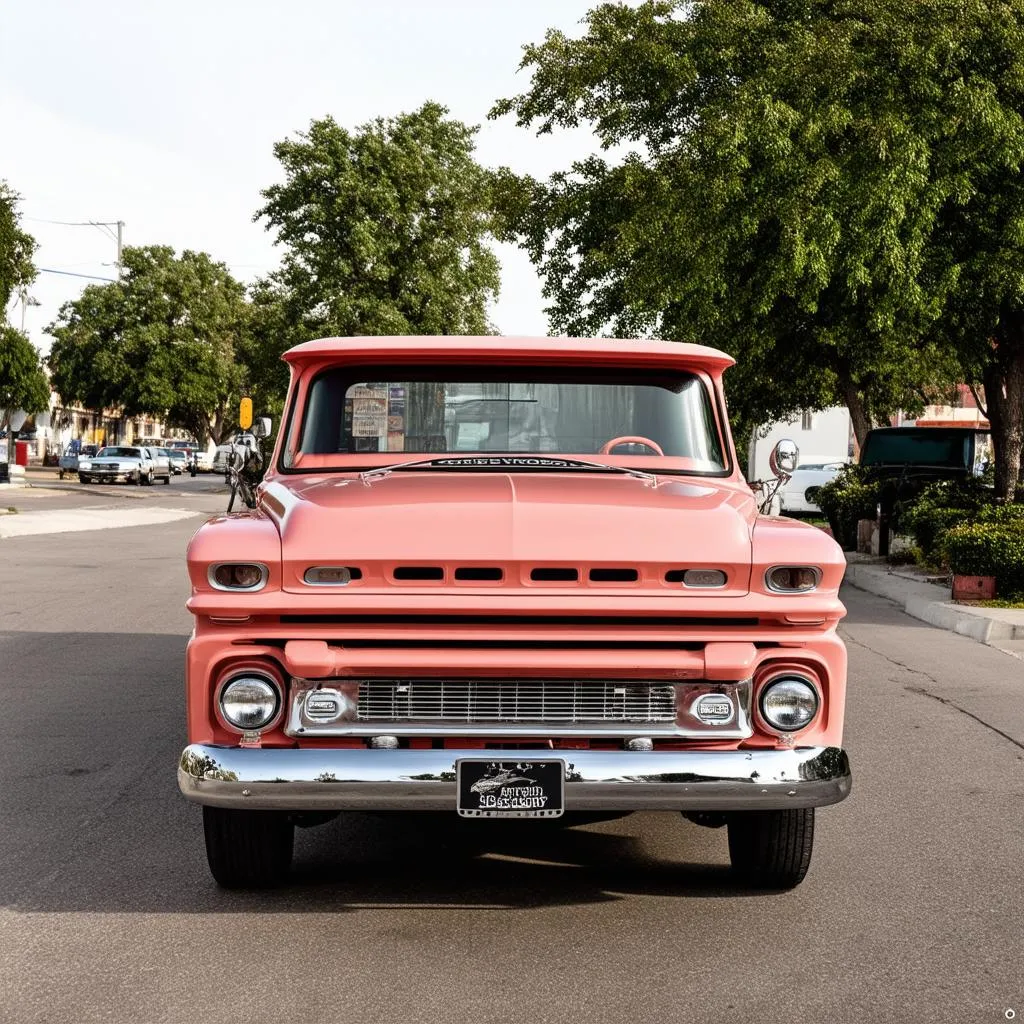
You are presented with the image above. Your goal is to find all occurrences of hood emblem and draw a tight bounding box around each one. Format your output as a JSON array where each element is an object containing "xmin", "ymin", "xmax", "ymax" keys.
[{"xmin": 693, "ymin": 693, "xmax": 734, "ymax": 724}]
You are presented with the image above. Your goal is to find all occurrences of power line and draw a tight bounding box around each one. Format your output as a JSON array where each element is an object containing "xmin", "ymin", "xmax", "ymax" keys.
[
  {"xmin": 24, "ymin": 217, "xmax": 122, "ymax": 226},
  {"xmin": 38, "ymin": 268, "xmax": 116, "ymax": 282}
]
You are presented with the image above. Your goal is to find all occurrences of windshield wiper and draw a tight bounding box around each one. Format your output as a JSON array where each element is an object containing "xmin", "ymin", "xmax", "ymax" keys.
[{"xmin": 359, "ymin": 455, "xmax": 658, "ymax": 486}]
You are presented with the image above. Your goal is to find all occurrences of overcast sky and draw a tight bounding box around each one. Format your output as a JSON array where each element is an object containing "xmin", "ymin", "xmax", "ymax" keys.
[{"xmin": 1, "ymin": 0, "xmax": 612, "ymax": 353}]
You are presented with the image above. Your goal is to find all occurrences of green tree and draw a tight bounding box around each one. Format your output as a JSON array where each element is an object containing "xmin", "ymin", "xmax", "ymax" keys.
[
  {"xmin": 492, "ymin": 0, "xmax": 1024, "ymax": 496},
  {"xmin": 0, "ymin": 184, "xmax": 48, "ymax": 434},
  {"xmin": 253, "ymin": 101, "xmax": 501, "ymax": 366},
  {"xmin": 0, "ymin": 326, "xmax": 50, "ymax": 433},
  {"xmin": 47, "ymin": 245, "xmax": 250, "ymax": 444},
  {"xmin": 0, "ymin": 181, "xmax": 36, "ymax": 313}
]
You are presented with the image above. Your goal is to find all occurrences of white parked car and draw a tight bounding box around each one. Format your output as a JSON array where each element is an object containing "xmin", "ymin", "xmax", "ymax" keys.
[
  {"xmin": 780, "ymin": 462, "xmax": 848, "ymax": 514},
  {"xmin": 78, "ymin": 445, "xmax": 170, "ymax": 486}
]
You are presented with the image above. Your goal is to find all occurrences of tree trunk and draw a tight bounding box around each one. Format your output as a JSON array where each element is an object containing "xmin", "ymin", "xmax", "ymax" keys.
[
  {"xmin": 837, "ymin": 373, "xmax": 872, "ymax": 449},
  {"xmin": 984, "ymin": 349, "xmax": 1024, "ymax": 501}
]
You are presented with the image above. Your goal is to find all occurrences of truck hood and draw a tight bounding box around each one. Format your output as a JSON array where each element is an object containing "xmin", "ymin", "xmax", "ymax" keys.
[{"xmin": 264, "ymin": 472, "xmax": 756, "ymax": 595}]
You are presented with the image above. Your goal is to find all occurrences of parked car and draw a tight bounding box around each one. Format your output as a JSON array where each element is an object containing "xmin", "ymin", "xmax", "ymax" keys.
[
  {"xmin": 78, "ymin": 445, "xmax": 162, "ymax": 485},
  {"xmin": 211, "ymin": 444, "xmax": 234, "ymax": 475},
  {"xmin": 780, "ymin": 462, "xmax": 847, "ymax": 514},
  {"xmin": 58, "ymin": 443, "xmax": 98, "ymax": 480},
  {"xmin": 159, "ymin": 447, "xmax": 188, "ymax": 475},
  {"xmin": 148, "ymin": 448, "xmax": 173, "ymax": 485},
  {"xmin": 178, "ymin": 336, "xmax": 852, "ymax": 891}
]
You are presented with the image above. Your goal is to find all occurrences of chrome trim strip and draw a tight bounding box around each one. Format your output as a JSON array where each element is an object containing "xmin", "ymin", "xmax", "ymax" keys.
[
  {"xmin": 207, "ymin": 562, "xmax": 270, "ymax": 592},
  {"xmin": 178, "ymin": 744, "xmax": 851, "ymax": 811},
  {"xmin": 283, "ymin": 678, "xmax": 754, "ymax": 740},
  {"xmin": 764, "ymin": 565, "xmax": 822, "ymax": 595}
]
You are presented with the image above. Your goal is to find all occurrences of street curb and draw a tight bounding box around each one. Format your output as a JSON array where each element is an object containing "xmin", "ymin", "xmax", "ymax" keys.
[{"xmin": 843, "ymin": 561, "xmax": 1024, "ymax": 659}]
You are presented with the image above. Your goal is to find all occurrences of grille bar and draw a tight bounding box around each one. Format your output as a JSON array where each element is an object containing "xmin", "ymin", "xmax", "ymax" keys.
[{"xmin": 357, "ymin": 679, "xmax": 677, "ymax": 725}]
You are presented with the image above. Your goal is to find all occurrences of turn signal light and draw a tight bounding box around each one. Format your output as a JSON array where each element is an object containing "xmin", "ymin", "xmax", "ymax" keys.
[
  {"xmin": 210, "ymin": 563, "xmax": 268, "ymax": 590},
  {"xmin": 304, "ymin": 566, "xmax": 358, "ymax": 585},
  {"xmin": 681, "ymin": 569, "xmax": 727, "ymax": 588},
  {"xmin": 765, "ymin": 566, "xmax": 820, "ymax": 593}
]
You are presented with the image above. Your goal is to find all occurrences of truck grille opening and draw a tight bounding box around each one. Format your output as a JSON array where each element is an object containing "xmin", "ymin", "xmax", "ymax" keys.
[
  {"xmin": 453, "ymin": 567, "xmax": 504, "ymax": 581},
  {"xmin": 589, "ymin": 567, "xmax": 639, "ymax": 582},
  {"xmin": 393, "ymin": 566, "xmax": 445, "ymax": 581},
  {"xmin": 530, "ymin": 567, "xmax": 579, "ymax": 582},
  {"xmin": 356, "ymin": 679, "xmax": 677, "ymax": 725}
]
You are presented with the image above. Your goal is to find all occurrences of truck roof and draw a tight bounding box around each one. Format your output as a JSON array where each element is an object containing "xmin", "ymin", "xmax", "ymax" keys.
[{"xmin": 282, "ymin": 336, "xmax": 735, "ymax": 374}]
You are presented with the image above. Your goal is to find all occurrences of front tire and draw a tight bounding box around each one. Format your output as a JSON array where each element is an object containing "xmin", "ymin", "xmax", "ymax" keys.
[
  {"xmin": 78, "ymin": 474, "xmax": 90, "ymax": 484},
  {"xmin": 202, "ymin": 807, "xmax": 294, "ymax": 889},
  {"xmin": 727, "ymin": 808, "xmax": 814, "ymax": 890}
]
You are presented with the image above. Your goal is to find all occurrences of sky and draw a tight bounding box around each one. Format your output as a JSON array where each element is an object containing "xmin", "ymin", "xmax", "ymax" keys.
[{"xmin": 1, "ymin": 0, "xmax": 615, "ymax": 353}]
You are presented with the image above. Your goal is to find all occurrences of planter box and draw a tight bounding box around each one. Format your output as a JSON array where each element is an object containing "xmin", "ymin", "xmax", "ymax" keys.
[{"xmin": 952, "ymin": 574, "xmax": 996, "ymax": 602}]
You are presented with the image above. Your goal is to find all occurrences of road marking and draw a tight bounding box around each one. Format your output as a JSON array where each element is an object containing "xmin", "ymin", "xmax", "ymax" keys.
[{"xmin": 0, "ymin": 506, "xmax": 202, "ymax": 539}]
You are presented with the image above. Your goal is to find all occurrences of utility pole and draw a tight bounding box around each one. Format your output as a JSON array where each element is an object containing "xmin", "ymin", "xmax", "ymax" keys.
[{"xmin": 116, "ymin": 220, "xmax": 124, "ymax": 277}]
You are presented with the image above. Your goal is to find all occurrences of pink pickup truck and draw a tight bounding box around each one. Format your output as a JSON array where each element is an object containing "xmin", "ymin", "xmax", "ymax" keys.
[{"xmin": 178, "ymin": 336, "xmax": 850, "ymax": 889}]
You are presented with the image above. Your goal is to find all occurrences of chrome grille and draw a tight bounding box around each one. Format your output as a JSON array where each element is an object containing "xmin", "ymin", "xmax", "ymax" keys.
[{"xmin": 356, "ymin": 679, "xmax": 677, "ymax": 725}]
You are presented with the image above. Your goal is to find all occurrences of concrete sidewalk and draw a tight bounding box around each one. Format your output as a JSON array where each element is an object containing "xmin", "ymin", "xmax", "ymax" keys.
[
  {"xmin": 843, "ymin": 553, "xmax": 1024, "ymax": 660},
  {"xmin": 0, "ymin": 505, "xmax": 203, "ymax": 538}
]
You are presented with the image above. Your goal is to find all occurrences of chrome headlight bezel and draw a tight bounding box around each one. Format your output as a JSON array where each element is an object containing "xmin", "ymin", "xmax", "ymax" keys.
[
  {"xmin": 216, "ymin": 672, "xmax": 283, "ymax": 733},
  {"xmin": 757, "ymin": 674, "xmax": 821, "ymax": 733}
]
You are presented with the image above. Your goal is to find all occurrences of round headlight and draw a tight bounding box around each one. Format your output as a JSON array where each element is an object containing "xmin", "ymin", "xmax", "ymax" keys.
[
  {"xmin": 765, "ymin": 566, "xmax": 820, "ymax": 593},
  {"xmin": 79, "ymin": 461, "xmax": 91, "ymax": 470},
  {"xmin": 219, "ymin": 675, "xmax": 280, "ymax": 730},
  {"xmin": 211, "ymin": 563, "xmax": 267, "ymax": 590},
  {"xmin": 760, "ymin": 676, "xmax": 819, "ymax": 731}
]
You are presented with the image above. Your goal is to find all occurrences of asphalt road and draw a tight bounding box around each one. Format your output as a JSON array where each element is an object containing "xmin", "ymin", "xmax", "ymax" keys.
[{"xmin": 0, "ymin": 516, "xmax": 1022, "ymax": 1024}]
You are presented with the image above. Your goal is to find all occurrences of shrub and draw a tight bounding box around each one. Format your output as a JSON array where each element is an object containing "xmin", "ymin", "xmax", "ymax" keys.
[
  {"xmin": 944, "ymin": 522, "xmax": 1024, "ymax": 597},
  {"xmin": 816, "ymin": 467, "xmax": 880, "ymax": 551},
  {"xmin": 895, "ymin": 479, "xmax": 1002, "ymax": 563}
]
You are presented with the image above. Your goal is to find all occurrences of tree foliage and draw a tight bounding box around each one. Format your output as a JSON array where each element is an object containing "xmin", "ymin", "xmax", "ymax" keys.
[
  {"xmin": 492, "ymin": 0, "xmax": 1024, "ymax": 496},
  {"xmin": 0, "ymin": 181, "xmax": 36, "ymax": 313},
  {"xmin": 0, "ymin": 185, "xmax": 47, "ymax": 433},
  {"xmin": 254, "ymin": 102, "xmax": 501, "ymax": 353},
  {"xmin": 47, "ymin": 245, "xmax": 251, "ymax": 444},
  {"xmin": 0, "ymin": 326, "xmax": 50, "ymax": 432}
]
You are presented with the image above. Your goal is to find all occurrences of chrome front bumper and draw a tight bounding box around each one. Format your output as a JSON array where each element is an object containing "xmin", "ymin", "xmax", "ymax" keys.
[{"xmin": 178, "ymin": 744, "xmax": 851, "ymax": 812}]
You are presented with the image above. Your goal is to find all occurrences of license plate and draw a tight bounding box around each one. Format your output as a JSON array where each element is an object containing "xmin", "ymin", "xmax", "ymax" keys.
[{"xmin": 456, "ymin": 759, "xmax": 564, "ymax": 819}]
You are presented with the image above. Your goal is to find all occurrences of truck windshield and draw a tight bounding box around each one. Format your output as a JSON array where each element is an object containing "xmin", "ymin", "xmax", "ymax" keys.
[{"xmin": 285, "ymin": 366, "xmax": 727, "ymax": 473}]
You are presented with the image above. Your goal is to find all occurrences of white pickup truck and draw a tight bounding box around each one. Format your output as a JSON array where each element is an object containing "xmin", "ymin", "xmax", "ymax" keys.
[{"xmin": 77, "ymin": 445, "xmax": 171, "ymax": 485}]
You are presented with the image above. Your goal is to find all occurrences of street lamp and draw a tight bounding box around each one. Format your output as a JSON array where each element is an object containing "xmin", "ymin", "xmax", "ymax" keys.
[{"xmin": 1, "ymin": 410, "xmax": 28, "ymax": 484}]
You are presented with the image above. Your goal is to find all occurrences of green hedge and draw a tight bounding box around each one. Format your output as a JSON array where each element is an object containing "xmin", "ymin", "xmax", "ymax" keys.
[
  {"xmin": 895, "ymin": 480, "xmax": 1017, "ymax": 563},
  {"xmin": 944, "ymin": 522, "xmax": 1024, "ymax": 597}
]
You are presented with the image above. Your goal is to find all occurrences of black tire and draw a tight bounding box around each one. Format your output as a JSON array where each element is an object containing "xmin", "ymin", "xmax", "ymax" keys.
[
  {"xmin": 59, "ymin": 469, "xmax": 65, "ymax": 480},
  {"xmin": 727, "ymin": 808, "xmax": 815, "ymax": 889},
  {"xmin": 78, "ymin": 474, "xmax": 90, "ymax": 484},
  {"xmin": 163, "ymin": 474, "xmax": 171, "ymax": 484},
  {"xmin": 202, "ymin": 807, "xmax": 294, "ymax": 889}
]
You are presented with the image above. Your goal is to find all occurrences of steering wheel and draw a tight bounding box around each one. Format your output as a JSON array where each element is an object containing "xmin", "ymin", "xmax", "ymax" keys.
[{"xmin": 599, "ymin": 435, "xmax": 664, "ymax": 456}]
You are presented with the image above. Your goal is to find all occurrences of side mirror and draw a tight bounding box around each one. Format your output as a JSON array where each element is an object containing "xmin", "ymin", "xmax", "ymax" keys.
[
  {"xmin": 769, "ymin": 438, "xmax": 799, "ymax": 479},
  {"xmin": 254, "ymin": 417, "xmax": 272, "ymax": 439}
]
